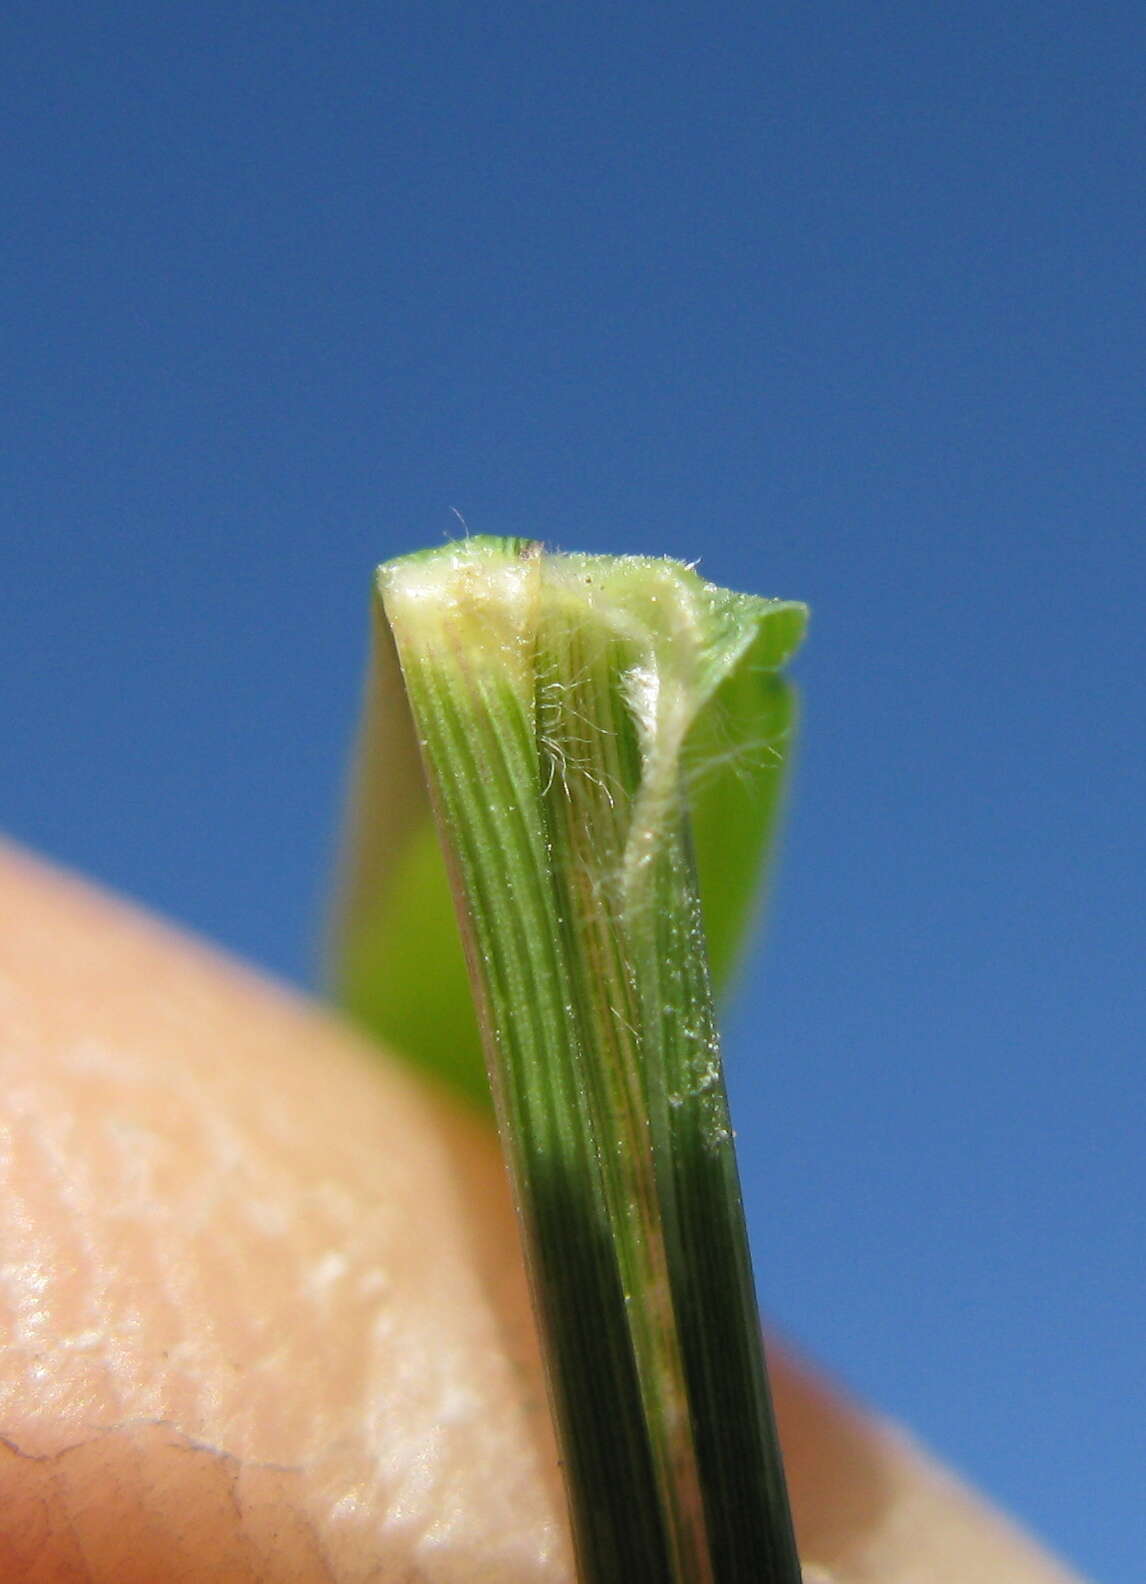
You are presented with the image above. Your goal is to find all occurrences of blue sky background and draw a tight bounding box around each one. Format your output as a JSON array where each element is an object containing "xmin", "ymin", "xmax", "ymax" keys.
[{"xmin": 4, "ymin": 5, "xmax": 1142, "ymax": 1576}]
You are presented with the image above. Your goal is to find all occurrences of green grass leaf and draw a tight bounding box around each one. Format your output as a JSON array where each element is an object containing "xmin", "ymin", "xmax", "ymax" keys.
[
  {"xmin": 328, "ymin": 537, "xmax": 807, "ymax": 1581},
  {"xmin": 328, "ymin": 539, "xmax": 805, "ymax": 1109}
]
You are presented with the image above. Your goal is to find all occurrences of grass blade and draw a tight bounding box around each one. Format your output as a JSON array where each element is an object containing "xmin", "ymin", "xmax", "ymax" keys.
[
  {"xmin": 329, "ymin": 545, "xmax": 802, "ymax": 1109},
  {"xmin": 334, "ymin": 537, "xmax": 807, "ymax": 1581}
]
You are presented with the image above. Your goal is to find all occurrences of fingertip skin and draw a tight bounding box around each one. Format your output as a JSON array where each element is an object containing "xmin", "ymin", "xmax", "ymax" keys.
[
  {"xmin": 0, "ymin": 842, "xmax": 1083, "ymax": 1582},
  {"xmin": 0, "ymin": 842, "xmax": 569, "ymax": 1582},
  {"xmin": 771, "ymin": 1351, "xmax": 1083, "ymax": 1583},
  {"xmin": 0, "ymin": 1425, "xmax": 337, "ymax": 1583}
]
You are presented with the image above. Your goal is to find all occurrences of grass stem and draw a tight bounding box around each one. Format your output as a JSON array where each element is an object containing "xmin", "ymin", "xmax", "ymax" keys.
[{"xmin": 350, "ymin": 535, "xmax": 807, "ymax": 1581}]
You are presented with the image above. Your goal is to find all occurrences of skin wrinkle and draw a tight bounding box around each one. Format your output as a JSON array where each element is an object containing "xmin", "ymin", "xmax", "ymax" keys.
[
  {"xmin": 0, "ymin": 1425, "xmax": 342, "ymax": 1583},
  {"xmin": 0, "ymin": 842, "xmax": 1083, "ymax": 1582}
]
